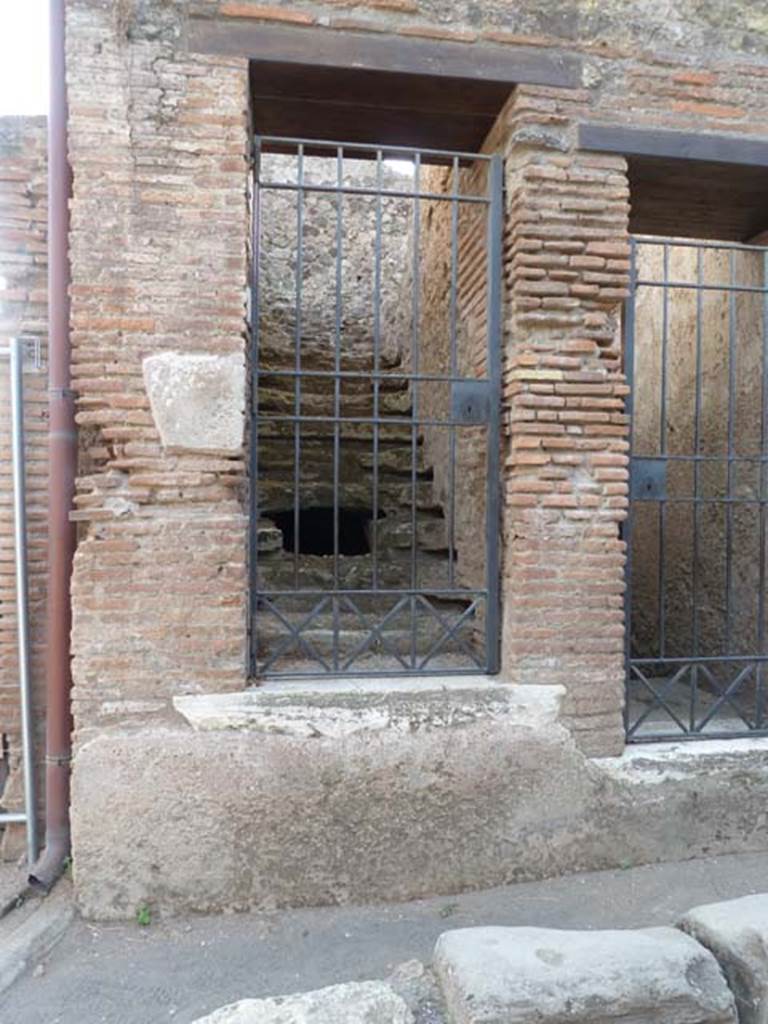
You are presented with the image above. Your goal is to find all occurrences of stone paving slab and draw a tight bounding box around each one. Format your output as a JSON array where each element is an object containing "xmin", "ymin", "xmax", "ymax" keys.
[
  {"xmin": 680, "ymin": 894, "xmax": 768, "ymax": 1024},
  {"xmin": 191, "ymin": 981, "xmax": 413, "ymax": 1024},
  {"xmin": 0, "ymin": 881, "xmax": 74, "ymax": 998},
  {"xmin": 433, "ymin": 925, "xmax": 737, "ymax": 1024},
  {"xmin": 5, "ymin": 852, "xmax": 768, "ymax": 1024}
]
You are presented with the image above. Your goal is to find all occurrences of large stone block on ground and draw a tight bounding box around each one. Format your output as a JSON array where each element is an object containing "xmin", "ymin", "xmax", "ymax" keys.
[
  {"xmin": 433, "ymin": 925, "xmax": 736, "ymax": 1024},
  {"xmin": 192, "ymin": 981, "xmax": 413, "ymax": 1023},
  {"xmin": 143, "ymin": 351, "xmax": 245, "ymax": 455},
  {"xmin": 680, "ymin": 894, "xmax": 768, "ymax": 1024}
]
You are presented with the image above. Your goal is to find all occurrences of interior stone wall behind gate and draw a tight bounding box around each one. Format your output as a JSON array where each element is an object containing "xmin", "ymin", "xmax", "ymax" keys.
[
  {"xmin": 0, "ymin": 116, "xmax": 49, "ymax": 859},
  {"xmin": 410, "ymin": 161, "xmax": 492, "ymax": 596},
  {"xmin": 631, "ymin": 245, "xmax": 767, "ymax": 666}
]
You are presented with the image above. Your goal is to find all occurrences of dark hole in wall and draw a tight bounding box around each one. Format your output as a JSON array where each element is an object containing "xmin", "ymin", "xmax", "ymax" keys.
[{"xmin": 272, "ymin": 507, "xmax": 378, "ymax": 556}]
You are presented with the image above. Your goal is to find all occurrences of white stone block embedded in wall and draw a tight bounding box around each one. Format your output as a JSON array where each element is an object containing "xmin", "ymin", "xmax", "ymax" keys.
[{"xmin": 143, "ymin": 351, "xmax": 245, "ymax": 456}]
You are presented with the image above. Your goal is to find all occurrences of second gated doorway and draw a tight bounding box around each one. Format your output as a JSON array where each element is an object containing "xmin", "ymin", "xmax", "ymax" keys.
[
  {"xmin": 248, "ymin": 138, "xmax": 503, "ymax": 678},
  {"xmin": 625, "ymin": 236, "xmax": 768, "ymax": 740}
]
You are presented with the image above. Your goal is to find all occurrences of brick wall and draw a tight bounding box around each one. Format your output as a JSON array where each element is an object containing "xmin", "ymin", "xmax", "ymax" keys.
[
  {"xmin": 496, "ymin": 87, "xmax": 630, "ymax": 755},
  {"xmin": 0, "ymin": 116, "xmax": 48, "ymax": 857},
  {"xmin": 62, "ymin": 0, "xmax": 768, "ymax": 759},
  {"xmin": 66, "ymin": 0, "xmax": 250, "ymax": 740},
  {"xmin": 409, "ymin": 87, "xmax": 630, "ymax": 753},
  {"xmin": 415, "ymin": 160, "xmax": 493, "ymax": 595}
]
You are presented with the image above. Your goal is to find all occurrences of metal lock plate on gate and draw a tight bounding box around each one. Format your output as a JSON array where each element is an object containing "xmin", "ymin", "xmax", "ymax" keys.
[
  {"xmin": 631, "ymin": 457, "xmax": 667, "ymax": 501},
  {"xmin": 451, "ymin": 380, "xmax": 491, "ymax": 425}
]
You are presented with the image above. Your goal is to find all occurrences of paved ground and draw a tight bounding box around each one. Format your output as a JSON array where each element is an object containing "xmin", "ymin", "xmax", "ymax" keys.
[
  {"xmin": 0, "ymin": 862, "xmax": 28, "ymax": 916},
  {"xmin": 3, "ymin": 851, "xmax": 768, "ymax": 1024}
]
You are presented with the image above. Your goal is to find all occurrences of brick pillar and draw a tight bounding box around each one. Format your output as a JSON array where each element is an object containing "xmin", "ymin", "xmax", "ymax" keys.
[{"xmin": 500, "ymin": 86, "xmax": 630, "ymax": 756}]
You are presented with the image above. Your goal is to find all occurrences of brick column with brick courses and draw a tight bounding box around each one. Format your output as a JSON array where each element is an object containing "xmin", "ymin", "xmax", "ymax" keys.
[
  {"xmin": 499, "ymin": 86, "xmax": 630, "ymax": 757},
  {"xmin": 66, "ymin": 0, "xmax": 251, "ymax": 741}
]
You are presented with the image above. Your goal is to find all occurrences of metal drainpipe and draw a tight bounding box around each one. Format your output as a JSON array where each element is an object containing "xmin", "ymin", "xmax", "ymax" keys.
[{"xmin": 29, "ymin": 0, "xmax": 76, "ymax": 891}]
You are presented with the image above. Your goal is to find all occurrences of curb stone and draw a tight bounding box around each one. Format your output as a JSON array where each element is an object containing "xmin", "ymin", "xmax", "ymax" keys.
[{"xmin": 0, "ymin": 879, "xmax": 75, "ymax": 997}]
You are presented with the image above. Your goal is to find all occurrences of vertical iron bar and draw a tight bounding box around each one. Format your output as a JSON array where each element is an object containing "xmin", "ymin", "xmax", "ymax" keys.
[
  {"xmin": 448, "ymin": 157, "xmax": 459, "ymax": 589},
  {"xmin": 691, "ymin": 245, "xmax": 703, "ymax": 730},
  {"xmin": 293, "ymin": 145, "xmax": 304, "ymax": 589},
  {"xmin": 9, "ymin": 338, "xmax": 38, "ymax": 866},
  {"xmin": 758, "ymin": 249, "xmax": 768, "ymax": 727},
  {"xmin": 333, "ymin": 146, "xmax": 343, "ymax": 671},
  {"xmin": 248, "ymin": 140, "xmax": 263, "ymax": 677},
  {"xmin": 725, "ymin": 249, "xmax": 736, "ymax": 652},
  {"xmin": 658, "ymin": 242, "xmax": 669, "ymax": 658},
  {"xmin": 372, "ymin": 151, "xmax": 383, "ymax": 591},
  {"xmin": 410, "ymin": 154, "xmax": 421, "ymax": 670},
  {"xmin": 623, "ymin": 237, "xmax": 637, "ymax": 734},
  {"xmin": 485, "ymin": 155, "xmax": 503, "ymax": 674}
]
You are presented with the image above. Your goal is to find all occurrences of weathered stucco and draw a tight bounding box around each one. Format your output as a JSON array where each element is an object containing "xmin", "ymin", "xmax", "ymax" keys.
[{"xmin": 72, "ymin": 682, "xmax": 768, "ymax": 919}]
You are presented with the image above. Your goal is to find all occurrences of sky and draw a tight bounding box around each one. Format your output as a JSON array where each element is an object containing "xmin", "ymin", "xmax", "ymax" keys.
[{"xmin": 0, "ymin": 0, "xmax": 49, "ymax": 115}]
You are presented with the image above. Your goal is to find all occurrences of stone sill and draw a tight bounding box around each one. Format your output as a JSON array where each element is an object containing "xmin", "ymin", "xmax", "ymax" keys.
[
  {"xmin": 173, "ymin": 678, "xmax": 565, "ymax": 738},
  {"xmin": 600, "ymin": 734, "xmax": 768, "ymax": 780}
]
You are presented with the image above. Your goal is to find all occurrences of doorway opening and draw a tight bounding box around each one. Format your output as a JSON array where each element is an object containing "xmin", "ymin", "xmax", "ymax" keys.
[
  {"xmin": 624, "ymin": 236, "xmax": 768, "ymax": 740},
  {"xmin": 248, "ymin": 139, "xmax": 502, "ymax": 678}
]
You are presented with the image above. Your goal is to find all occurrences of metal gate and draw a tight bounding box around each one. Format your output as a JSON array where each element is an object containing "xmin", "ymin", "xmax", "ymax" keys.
[
  {"xmin": 625, "ymin": 236, "xmax": 768, "ymax": 740},
  {"xmin": 248, "ymin": 138, "xmax": 503, "ymax": 678}
]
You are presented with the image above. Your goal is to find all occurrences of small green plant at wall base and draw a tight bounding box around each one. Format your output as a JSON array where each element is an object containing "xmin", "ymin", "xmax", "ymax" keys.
[
  {"xmin": 62, "ymin": 856, "xmax": 72, "ymax": 879},
  {"xmin": 136, "ymin": 903, "xmax": 152, "ymax": 927}
]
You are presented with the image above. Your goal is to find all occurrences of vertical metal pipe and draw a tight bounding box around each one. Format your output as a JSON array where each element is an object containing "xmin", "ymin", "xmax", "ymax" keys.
[
  {"xmin": 372, "ymin": 152, "xmax": 383, "ymax": 591},
  {"xmin": 691, "ymin": 246, "xmax": 704, "ymax": 730},
  {"xmin": 658, "ymin": 243, "xmax": 669, "ymax": 659},
  {"xmin": 332, "ymin": 147, "xmax": 343, "ymax": 672},
  {"xmin": 409, "ymin": 155, "xmax": 421, "ymax": 670},
  {"xmin": 757, "ymin": 248, "xmax": 768, "ymax": 728},
  {"xmin": 248, "ymin": 140, "xmax": 263, "ymax": 677},
  {"xmin": 725, "ymin": 249, "xmax": 737, "ymax": 652},
  {"xmin": 623, "ymin": 236, "xmax": 637, "ymax": 734},
  {"xmin": 293, "ymin": 146, "xmax": 304, "ymax": 589},
  {"xmin": 9, "ymin": 339, "xmax": 38, "ymax": 866},
  {"xmin": 30, "ymin": 0, "xmax": 76, "ymax": 890},
  {"xmin": 447, "ymin": 157, "xmax": 459, "ymax": 590},
  {"xmin": 484, "ymin": 156, "xmax": 503, "ymax": 675}
]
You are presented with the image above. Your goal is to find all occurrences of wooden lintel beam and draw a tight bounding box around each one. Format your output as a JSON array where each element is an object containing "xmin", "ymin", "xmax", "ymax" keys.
[
  {"xmin": 189, "ymin": 19, "xmax": 581, "ymax": 89},
  {"xmin": 579, "ymin": 122, "xmax": 768, "ymax": 169}
]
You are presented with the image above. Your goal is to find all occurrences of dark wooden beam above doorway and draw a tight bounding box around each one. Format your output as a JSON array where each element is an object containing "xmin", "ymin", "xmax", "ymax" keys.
[
  {"xmin": 189, "ymin": 19, "xmax": 581, "ymax": 154},
  {"xmin": 579, "ymin": 123, "xmax": 768, "ymax": 241}
]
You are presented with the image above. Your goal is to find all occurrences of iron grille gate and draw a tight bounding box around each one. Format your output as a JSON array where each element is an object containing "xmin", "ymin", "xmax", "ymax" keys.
[
  {"xmin": 625, "ymin": 236, "xmax": 768, "ymax": 740},
  {"xmin": 248, "ymin": 138, "xmax": 503, "ymax": 678}
]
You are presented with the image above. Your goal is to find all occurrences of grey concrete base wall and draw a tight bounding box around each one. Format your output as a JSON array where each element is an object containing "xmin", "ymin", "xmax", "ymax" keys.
[{"xmin": 71, "ymin": 683, "xmax": 768, "ymax": 920}]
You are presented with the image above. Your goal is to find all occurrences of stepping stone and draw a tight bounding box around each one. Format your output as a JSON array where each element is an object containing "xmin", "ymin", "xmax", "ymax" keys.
[
  {"xmin": 680, "ymin": 893, "xmax": 768, "ymax": 1024},
  {"xmin": 433, "ymin": 925, "xmax": 736, "ymax": 1023},
  {"xmin": 192, "ymin": 980, "xmax": 413, "ymax": 1023}
]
